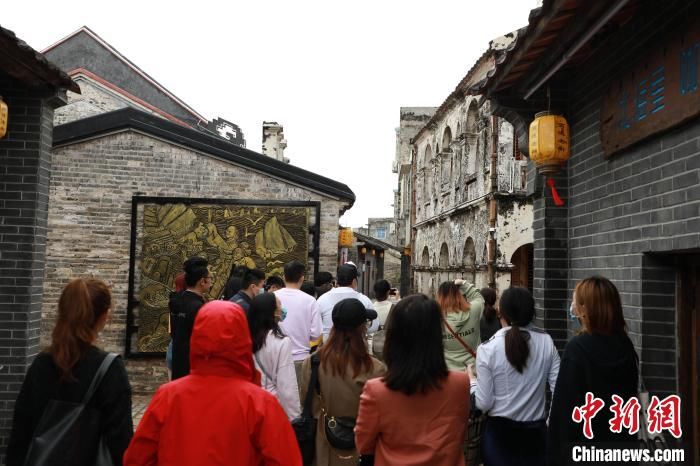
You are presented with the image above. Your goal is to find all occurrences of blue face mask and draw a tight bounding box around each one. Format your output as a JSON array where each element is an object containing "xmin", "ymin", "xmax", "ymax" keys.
[{"xmin": 280, "ymin": 307, "xmax": 287, "ymax": 321}]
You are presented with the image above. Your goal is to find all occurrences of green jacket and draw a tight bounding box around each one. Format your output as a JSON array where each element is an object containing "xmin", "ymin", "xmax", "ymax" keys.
[{"xmin": 442, "ymin": 282, "xmax": 485, "ymax": 370}]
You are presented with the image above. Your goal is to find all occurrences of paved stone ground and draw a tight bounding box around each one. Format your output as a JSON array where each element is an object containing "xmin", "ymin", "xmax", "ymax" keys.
[{"xmin": 132, "ymin": 395, "xmax": 152, "ymax": 428}]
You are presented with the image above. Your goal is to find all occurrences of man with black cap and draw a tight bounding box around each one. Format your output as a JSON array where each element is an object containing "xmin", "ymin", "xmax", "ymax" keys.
[{"xmin": 316, "ymin": 262, "xmax": 379, "ymax": 342}]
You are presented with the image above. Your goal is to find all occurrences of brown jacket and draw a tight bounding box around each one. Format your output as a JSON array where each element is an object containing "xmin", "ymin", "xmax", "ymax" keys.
[
  {"xmin": 300, "ymin": 355, "xmax": 385, "ymax": 466},
  {"xmin": 355, "ymin": 371, "xmax": 470, "ymax": 466}
]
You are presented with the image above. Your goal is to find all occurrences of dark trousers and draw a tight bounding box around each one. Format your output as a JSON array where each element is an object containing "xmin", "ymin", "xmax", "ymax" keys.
[{"xmin": 482, "ymin": 416, "xmax": 546, "ymax": 466}]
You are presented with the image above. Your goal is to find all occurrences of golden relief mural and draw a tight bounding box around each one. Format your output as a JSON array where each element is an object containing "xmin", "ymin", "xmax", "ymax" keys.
[{"xmin": 137, "ymin": 203, "xmax": 310, "ymax": 352}]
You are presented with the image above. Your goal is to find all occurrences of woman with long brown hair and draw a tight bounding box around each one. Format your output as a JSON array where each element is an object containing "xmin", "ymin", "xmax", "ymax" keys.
[
  {"xmin": 437, "ymin": 279, "xmax": 485, "ymax": 370},
  {"xmin": 546, "ymin": 276, "xmax": 638, "ymax": 465},
  {"xmin": 7, "ymin": 278, "xmax": 133, "ymax": 466},
  {"xmin": 299, "ymin": 298, "xmax": 385, "ymax": 466}
]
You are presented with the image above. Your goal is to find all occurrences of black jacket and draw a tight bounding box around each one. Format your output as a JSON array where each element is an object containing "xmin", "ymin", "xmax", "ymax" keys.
[
  {"xmin": 546, "ymin": 332, "xmax": 638, "ymax": 466},
  {"xmin": 229, "ymin": 290, "xmax": 253, "ymax": 313},
  {"xmin": 169, "ymin": 290, "xmax": 206, "ymax": 379},
  {"xmin": 6, "ymin": 347, "xmax": 133, "ymax": 466}
]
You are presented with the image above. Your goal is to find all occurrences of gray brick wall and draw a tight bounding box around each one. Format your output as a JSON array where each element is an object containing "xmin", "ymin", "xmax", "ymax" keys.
[
  {"xmin": 0, "ymin": 71, "xmax": 57, "ymax": 461},
  {"xmin": 45, "ymin": 131, "xmax": 346, "ymax": 392},
  {"xmin": 547, "ymin": 1, "xmax": 700, "ymax": 398}
]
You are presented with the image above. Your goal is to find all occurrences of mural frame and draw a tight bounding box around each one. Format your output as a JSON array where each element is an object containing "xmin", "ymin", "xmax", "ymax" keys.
[{"xmin": 125, "ymin": 196, "xmax": 322, "ymax": 357}]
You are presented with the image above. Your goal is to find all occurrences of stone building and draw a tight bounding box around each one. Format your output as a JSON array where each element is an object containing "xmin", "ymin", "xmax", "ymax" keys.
[
  {"xmin": 475, "ymin": 0, "xmax": 699, "ymax": 459},
  {"xmin": 411, "ymin": 37, "xmax": 533, "ymax": 297},
  {"xmin": 393, "ymin": 107, "xmax": 436, "ymax": 250},
  {"xmin": 31, "ymin": 27, "xmax": 355, "ymax": 392},
  {"xmin": 42, "ymin": 26, "xmax": 246, "ymax": 146},
  {"xmin": 0, "ymin": 25, "xmax": 78, "ymax": 460},
  {"xmin": 262, "ymin": 121, "xmax": 289, "ymax": 163}
]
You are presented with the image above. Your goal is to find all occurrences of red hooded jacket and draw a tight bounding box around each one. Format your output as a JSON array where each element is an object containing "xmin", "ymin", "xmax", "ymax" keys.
[{"xmin": 124, "ymin": 301, "xmax": 302, "ymax": 466}]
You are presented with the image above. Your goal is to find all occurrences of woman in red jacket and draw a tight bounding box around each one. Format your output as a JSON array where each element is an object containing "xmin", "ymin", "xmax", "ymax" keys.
[
  {"xmin": 124, "ymin": 300, "xmax": 302, "ymax": 466},
  {"xmin": 355, "ymin": 294, "xmax": 470, "ymax": 466}
]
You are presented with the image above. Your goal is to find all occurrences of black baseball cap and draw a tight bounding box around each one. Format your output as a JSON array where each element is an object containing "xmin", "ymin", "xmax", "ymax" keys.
[{"xmin": 332, "ymin": 298, "xmax": 378, "ymax": 330}]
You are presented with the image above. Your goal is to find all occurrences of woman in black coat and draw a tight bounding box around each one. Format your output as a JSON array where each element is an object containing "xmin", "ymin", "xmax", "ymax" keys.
[
  {"xmin": 547, "ymin": 276, "xmax": 638, "ymax": 466},
  {"xmin": 6, "ymin": 278, "xmax": 133, "ymax": 466}
]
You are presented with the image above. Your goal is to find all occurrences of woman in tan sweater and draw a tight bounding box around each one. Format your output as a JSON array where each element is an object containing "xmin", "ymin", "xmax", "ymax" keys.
[{"xmin": 300, "ymin": 298, "xmax": 385, "ymax": 466}]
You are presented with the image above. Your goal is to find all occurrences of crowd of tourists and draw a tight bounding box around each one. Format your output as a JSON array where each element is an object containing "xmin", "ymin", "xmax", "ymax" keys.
[{"xmin": 6, "ymin": 255, "xmax": 640, "ymax": 466}]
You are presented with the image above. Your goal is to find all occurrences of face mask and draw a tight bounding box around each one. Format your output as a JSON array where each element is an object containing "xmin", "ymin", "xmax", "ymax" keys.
[
  {"xmin": 569, "ymin": 302, "xmax": 578, "ymax": 322},
  {"xmin": 281, "ymin": 307, "xmax": 287, "ymax": 321},
  {"xmin": 257, "ymin": 287, "xmax": 265, "ymax": 296}
]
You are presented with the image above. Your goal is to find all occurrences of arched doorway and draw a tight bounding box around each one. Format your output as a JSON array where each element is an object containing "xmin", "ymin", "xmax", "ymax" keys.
[
  {"xmin": 463, "ymin": 237, "xmax": 476, "ymax": 284},
  {"xmin": 511, "ymin": 243, "xmax": 534, "ymax": 292}
]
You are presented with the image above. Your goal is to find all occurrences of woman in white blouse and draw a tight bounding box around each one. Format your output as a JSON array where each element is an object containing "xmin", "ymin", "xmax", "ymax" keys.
[
  {"xmin": 467, "ymin": 287, "xmax": 560, "ymax": 466},
  {"xmin": 248, "ymin": 292, "xmax": 301, "ymax": 420}
]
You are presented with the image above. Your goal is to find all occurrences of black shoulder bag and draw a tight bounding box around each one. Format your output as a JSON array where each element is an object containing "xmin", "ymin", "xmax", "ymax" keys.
[
  {"xmin": 23, "ymin": 353, "xmax": 118, "ymax": 466},
  {"xmin": 291, "ymin": 353, "xmax": 320, "ymax": 466}
]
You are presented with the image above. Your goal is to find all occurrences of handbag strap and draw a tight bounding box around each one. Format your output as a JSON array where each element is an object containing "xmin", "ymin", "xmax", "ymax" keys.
[
  {"xmin": 82, "ymin": 353, "xmax": 118, "ymax": 404},
  {"xmin": 443, "ymin": 317, "xmax": 477, "ymax": 358},
  {"xmin": 301, "ymin": 352, "xmax": 320, "ymax": 418},
  {"xmin": 254, "ymin": 352, "xmax": 275, "ymax": 388}
]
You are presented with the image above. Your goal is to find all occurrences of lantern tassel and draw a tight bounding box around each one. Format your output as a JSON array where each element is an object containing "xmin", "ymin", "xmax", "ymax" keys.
[{"xmin": 547, "ymin": 177, "xmax": 565, "ymax": 206}]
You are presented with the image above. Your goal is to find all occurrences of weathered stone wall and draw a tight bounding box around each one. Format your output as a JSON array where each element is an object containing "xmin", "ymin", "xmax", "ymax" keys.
[
  {"xmin": 43, "ymin": 130, "xmax": 346, "ymax": 391},
  {"xmin": 411, "ymin": 91, "xmax": 533, "ymax": 296}
]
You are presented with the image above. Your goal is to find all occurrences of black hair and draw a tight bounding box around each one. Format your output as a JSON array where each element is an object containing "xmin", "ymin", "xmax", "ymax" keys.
[
  {"xmin": 373, "ymin": 279, "xmax": 391, "ymax": 301},
  {"xmin": 242, "ymin": 268, "xmax": 266, "ymax": 290},
  {"xmin": 265, "ymin": 275, "xmax": 285, "ymax": 291},
  {"xmin": 336, "ymin": 265, "xmax": 357, "ymax": 287},
  {"xmin": 314, "ymin": 271, "xmax": 334, "ymax": 287},
  {"xmin": 248, "ymin": 292, "xmax": 284, "ymax": 353},
  {"xmin": 221, "ymin": 265, "xmax": 248, "ymax": 300},
  {"xmin": 480, "ymin": 287, "xmax": 498, "ymax": 321},
  {"xmin": 383, "ymin": 294, "xmax": 448, "ymax": 395},
  {"xmin": 183, "ymin": 257, "xmax": 209, "ymax": 287},
  {"xmin": 284, "ymin": 260, "xmax": 305, "ymax": 283},
  {"xmin": 499, "ymin": 287, "xmax": 535, "ymax": 373},
  {"xmin": 301, "ymin": 281, "xmax": 316, "ymax": 297}
]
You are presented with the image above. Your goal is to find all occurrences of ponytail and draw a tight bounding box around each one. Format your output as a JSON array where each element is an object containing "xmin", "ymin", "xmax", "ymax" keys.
[
  {"xmin": 499, "ymin": 287, "xmax": 535, "ymax": 373},
  {"xmin": 505, "ymin": 324, "xmax": 530, "ymax": 373},
  {"xmin": 49, "ymin": 279, "xmax": 111, "ymax": 380}
]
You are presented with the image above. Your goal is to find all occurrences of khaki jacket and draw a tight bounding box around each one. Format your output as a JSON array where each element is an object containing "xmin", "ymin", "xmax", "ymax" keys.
[{"xmin": 300, "ymin": 354, "xmax": 385, "ymax": 466}]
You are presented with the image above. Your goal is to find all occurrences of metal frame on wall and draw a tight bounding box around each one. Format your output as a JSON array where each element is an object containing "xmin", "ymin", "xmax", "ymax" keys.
[{"xmin": 125, "ymin": 196, "xmax": 321, "ymax": 357}]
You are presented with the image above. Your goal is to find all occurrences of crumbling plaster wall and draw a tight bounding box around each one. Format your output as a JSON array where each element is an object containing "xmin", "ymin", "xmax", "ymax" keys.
[{"xmin": 412, "ymin": 95, "xmax": 533, "ymax": 294}]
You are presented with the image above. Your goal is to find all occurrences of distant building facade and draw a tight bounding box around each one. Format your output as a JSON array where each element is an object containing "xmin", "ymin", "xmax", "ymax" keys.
[
  {"xmin": 393, "ymin": 108, "xmax": 435, "ymax": 250},
  {"xmin": 262, "ymin": 121, "xmax": 289, "ymax": 163},
  {"xmin": 410, "ymin": 36, "xmax": 533, "ymax": 296}
]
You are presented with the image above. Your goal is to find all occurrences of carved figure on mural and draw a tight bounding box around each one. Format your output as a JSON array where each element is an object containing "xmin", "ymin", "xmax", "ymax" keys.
[{"xmin": 137, "ymin": 203, "xmax": 309, "ymax": 352}]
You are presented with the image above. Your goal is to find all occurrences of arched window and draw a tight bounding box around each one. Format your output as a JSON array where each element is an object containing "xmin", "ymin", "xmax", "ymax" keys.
[
  {"xmin": 423, "ymin": 144, "xmax": 432, "ymax": 203},
  {"xmin": 464, "ymin": 101, "xmax": 479, "ymax": 177},
  {"xmin": 463, "ymin": 237, "xmax": 476, "ymax": 283},
  {"xmin": 442, "ymin": 126, "xmax": 452, "ymax": 151},
  {"xmin": 421, "ymin": 246, "xmax": 430, "ymax": 267},
  {"xmin": 439, "ymin": 242, "xmax": 449, "ymax": 268},
  {"xmin": 466, "ymin": 101, "xmax": 479, "ymax": 133}
]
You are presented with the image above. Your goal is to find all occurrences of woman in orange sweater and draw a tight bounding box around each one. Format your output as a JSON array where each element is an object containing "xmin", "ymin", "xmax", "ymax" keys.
[{"xmin": 355, "ymin": 294, "xmax": 470, "ymax": 466}]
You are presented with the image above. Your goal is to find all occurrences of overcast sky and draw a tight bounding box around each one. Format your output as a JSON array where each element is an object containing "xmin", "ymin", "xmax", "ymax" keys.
[{"xmin": 6, "ymin": 0, "xmax": 536, "ymax": 227}]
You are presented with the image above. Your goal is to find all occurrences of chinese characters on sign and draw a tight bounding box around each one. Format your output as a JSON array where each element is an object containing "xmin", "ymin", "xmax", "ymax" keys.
[
  {"xmin": 600, "ymin": 16, "xmax": 700, "ymax": 156},
  {"xmin": 572, "ymin": 392, "xmax": 682, "ymax": 439}
]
